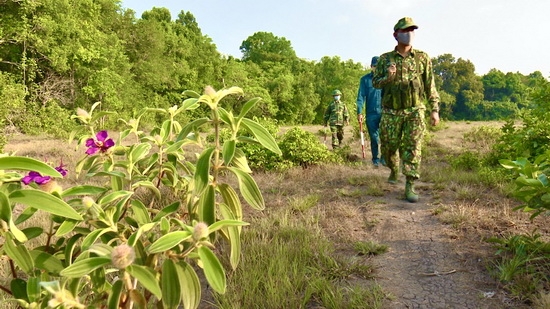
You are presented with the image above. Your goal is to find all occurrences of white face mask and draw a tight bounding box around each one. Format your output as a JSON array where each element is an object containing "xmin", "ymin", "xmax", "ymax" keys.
[
  {"xmin": 396, "ymin": 31, "xmax": 414, "ymax": 45},
  {"xmin": 334, "ymin": 95, "xmax": 341, "ymax": 101}
]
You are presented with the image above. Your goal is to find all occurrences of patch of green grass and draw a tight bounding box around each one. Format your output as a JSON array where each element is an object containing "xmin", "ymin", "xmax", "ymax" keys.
[
  {"xmin": 353, "ymin": 240, "xmax": 388, "ymax": 256},
  {"xmin": 289, "ymin": 194, "xmax": 319, "ymax": 212}
]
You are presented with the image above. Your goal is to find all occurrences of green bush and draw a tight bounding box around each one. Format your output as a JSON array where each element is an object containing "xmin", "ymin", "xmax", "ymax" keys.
[{"xmin": 279, "ymin": 127, "xmax": 339, "ymax": 168}]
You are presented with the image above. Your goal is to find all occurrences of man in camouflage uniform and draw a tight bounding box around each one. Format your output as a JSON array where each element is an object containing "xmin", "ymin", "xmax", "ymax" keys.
[
  {"xmin": 372, "ymin": 17, "xmax": 440, "ymax": 203},
  {"xmin": 324, "ymin": 89, "xmax": 350, "ymax": 149}
]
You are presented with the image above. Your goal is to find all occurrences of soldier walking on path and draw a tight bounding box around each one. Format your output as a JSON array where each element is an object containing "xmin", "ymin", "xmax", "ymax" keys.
[
  {"xmin": 372, "ymin": 17, "xmax": 440, "ymax": 202},
  {"xmin": 324, "ymin": 89, "xmax": 350, "ymax": 150}
]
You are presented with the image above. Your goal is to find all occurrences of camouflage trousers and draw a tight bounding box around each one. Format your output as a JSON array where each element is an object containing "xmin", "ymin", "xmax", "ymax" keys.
[
  {"xmin": 329, "ymin": 125, "xmax": 344, "ymax": 148},
  {"xmin": 380, "ymin": 108, "xmax": 426, "ymax": 179}
]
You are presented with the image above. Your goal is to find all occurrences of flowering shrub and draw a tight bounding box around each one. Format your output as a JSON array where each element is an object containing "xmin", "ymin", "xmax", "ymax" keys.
[{"xmin": 0, "ymin": 86, "xmax": 281, "ymax": 308}]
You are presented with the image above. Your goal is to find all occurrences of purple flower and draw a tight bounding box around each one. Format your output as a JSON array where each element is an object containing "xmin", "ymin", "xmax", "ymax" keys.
[
  {"xmin": 22, "ymin": 172, "xmax": 51, "ymax": 185},
  {"xmin": 21, "ymin": 162, "xmax": 68, "ymax": 186},
  {"xmin": 85, "ymin": 131, "xmax": 115, "ymax": 155}
]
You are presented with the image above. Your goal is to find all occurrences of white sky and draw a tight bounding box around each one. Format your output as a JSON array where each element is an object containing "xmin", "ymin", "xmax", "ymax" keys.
[{"xmin": 120, "ymin": 0, "xmax": 548, "ymax": 77}]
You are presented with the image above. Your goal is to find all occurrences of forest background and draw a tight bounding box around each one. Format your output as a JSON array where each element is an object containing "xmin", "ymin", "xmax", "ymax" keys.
[{"xmin": 0, "ymin": 0, "xmax": 548, "ymax": 150}]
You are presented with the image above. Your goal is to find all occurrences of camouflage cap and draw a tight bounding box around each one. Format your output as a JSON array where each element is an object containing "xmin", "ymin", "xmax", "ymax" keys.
[{"xmin": 394, "ymin": 17, "xmax": 418, "ymax": 31}]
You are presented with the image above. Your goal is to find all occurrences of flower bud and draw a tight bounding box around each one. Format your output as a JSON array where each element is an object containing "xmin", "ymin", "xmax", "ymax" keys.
[
  {"xmin": 111, "ymin": 244, "xmax": 135, "ymax": 269},
  {"xmin": 192, "ymin": 222, "xmax": 210, "ymax": 242},
  {"xmin": 82, "ymin": 197, "xmax": 95, "ymax": 208},
  {"xmin": 39, "ymin": 180, "xmax": 62, "ymax": 195},
  {"xmin": 204, "ymin": 86, "xmax": 216, "ymax": 97},
  {"xmin": 76, "ymin": 108, "xmax": 91, "ymax": 122}
]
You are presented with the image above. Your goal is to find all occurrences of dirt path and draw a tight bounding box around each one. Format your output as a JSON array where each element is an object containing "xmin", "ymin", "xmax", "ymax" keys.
[{"xmin": 364, "ymin": 174, "xmax": 522, "ymax": 309}]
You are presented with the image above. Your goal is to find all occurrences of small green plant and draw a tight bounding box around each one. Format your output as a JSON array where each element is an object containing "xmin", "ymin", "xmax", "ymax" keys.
[
  {"xmin": 279, "ymin": 127, "xmax": 339, "ymax": 168},
  {"xmin": 353, "ymin": 240, "xmax": 388, "ymax": 256},
  {"xmin": 0, "ymin": 86, "xmax": 281, "ymax": 308}
]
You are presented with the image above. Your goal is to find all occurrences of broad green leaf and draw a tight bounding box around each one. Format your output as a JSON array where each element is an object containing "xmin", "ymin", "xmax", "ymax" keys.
[
  {"xmin": 129, "ymin": 143, "xmax": 152, "ymax": 164},
  {"xmin": 90, "ymin": 171, "xmax": 126, "ymax": 178},
  {"xmin": 10, "ymin": 278, "xmax": 27, "ymax": 302},
  {"xmin": 222, "ymin": 139, "xmax": 236, "ymax": 166},
  {"xmin": 21, "ymin": 227, "xmax": 43, "ymax": 240},
  {"xmin": 29, "ymin": 250, "xmax": 64, "ymax": 274},
  {"xmin": 127, "ymin": 265, "xmax": 162, "ymax": 299},
  {"xmin": 229, "ymin": 148, "xmax": 252, "ymax": 174},
  {"xmin": 199, "ymin": 185, "xmax": 216, "ymax": 225},
  {"xmin": 9, "ymin": 218, "xmax": 27, "ymax": 242},
  {"xmin": 194, "ymin": 147, "xmax": 214, "ymax": 195},
  {"xmin": 181, "ymin": 97, "xmax": 199, "ymax": 110},
  {"xmin": 182, "ymin": 90, "xmax": 200, "ymax": 98},
  {"xmin": 98, "ymin": 190, "xmax": 133, "ymax": 205},
  {"xmin": 27, "ymin": 277, "xmax": 41, "ymax": 303},
  {"xmin": 147, "ymin": 231, "xmax": 192, "ymax": 254},
  {"xmin": 499, "ymin": 159, "xmax": 519, "ymax": 169},
  {"xmin": 238, "ymin": 97, "xmax": 262, "ymax": 119},
  {"xmin": 81, "ymin": 228, "xmax": 115, "ymax": 251},
  {"xmin": 130, "ymin": 200, "xmax": 151, "ymax": 225},
  {"xmin": 208, "ymin": 219, "xmax": 249, "ymax": 233},
  {"xmin": 9, "ymin": 190, "xmax": 82, "ymax": 220},
  {"xmin": 56, "ymin": 220, "xmax": 78, "ymax": 237},
  {"xmin": 241, "ymin": 118, "xmax": 281, "ymax": 155},
  {"xmin": 160, "ymin": 217, "xmax": 170, "ymax": 234},
  {"xmin": 218, "ymin": 184, "xmax": 242, "ymax": 220},
  {"xmin": 176, "ymin": 261, "xmax": 201, "ymax": 309},
  {"xmin": 160, "ymin": 120, "xmax": 172, "ymax": 142},
  {"xmin": 217, "ymin": 107, "xmax": 235, "ymax": 129},
  {"xmin": 227, "ymin": 167, "xmax": 265, "ymax": 210},
  {"xmin": 128, "ymin": 223, "xmax": 156, "ymax": 247},
  {"xmin": 60, "ymin": 257, "xmax": 111, "ymax": 278},
  {"xmin": 3, "ymin": 233, "xmax": 34, "ymax": 274},
  {"xmin": 165, "ymin": 140, "xmax": 186, "ymax": 154},
  {"xmin": 132, "ymin": 181, "xmax": 161, "ymax": 200},
  {"xmin": 162, "ymin": 259, "xmax": 181, "ymax": 309},
  {"xmin": 216, "ymin": 86, "xmax": 243, "ymax": 100},
  {"xmin": 0, "ymin": 157, "xmax": 62, "ymax": 177},
  {"xmin": 88, "ymin": 243, "xmax": 114, "ymax": 257},
  {"xmin": 177, "ymin": 117, "xmax": 210, "ymax": 142},
  {"xmin": 198, "ymin": 246, "xmax": 226, "ymax": 294},
  {"xmin": 107, "ymin": 280, "xmax": 124, "ymax": 309},
  {"xmin": 152, "ymin": 201, "xmax": 180, "ymax": 222},
  {"xmin": 64, "ymin": 234, "xmax": 82, "ymax": 266},
  {"xmin": 219, "ymin": 205, "xmax": 242, "ymax": 270},
  {"xmin": 61, "ymin": 185, "xmax": 108, "ymax": 197},
  {"xmin": 14, "ymin": 207, "xmax": 37, "ymax": 225},
  {"xmin": 0, "ymin": 191, "xmax": 11, "ymax": 221}
]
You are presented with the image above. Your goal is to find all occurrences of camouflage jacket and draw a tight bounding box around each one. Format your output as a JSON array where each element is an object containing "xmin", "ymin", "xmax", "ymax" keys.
[
  {"xmin": 372, "ymin": 48, "xmax": 440, "ymax": 113},
  {"xmin": 324, "ymin": 99, "xmax": 350, "ymax": 126}
]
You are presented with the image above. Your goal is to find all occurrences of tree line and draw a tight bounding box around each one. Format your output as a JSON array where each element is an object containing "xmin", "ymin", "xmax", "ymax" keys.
[{"xmin": 0, "ymin": 0, "xmax": 548, "ymax": 143}]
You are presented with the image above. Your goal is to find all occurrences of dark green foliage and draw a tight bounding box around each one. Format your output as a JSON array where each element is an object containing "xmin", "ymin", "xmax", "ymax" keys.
[{"xmin": 279, "ymin": 127, "xmax": 338, "ymax": 168}]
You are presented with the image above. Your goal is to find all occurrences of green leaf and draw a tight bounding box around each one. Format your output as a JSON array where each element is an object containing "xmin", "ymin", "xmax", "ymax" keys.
[
  {"xmin": 238, "ymin": 97, "xmax": 262, "ymax": 119},
  {"xmin": 9, "ymin": 190, "xmax": 83, "ymax": 220},
  {"xmin": 55, "ymin": 219, "xmax": 78, "ymax": 236},
  {"xmin": 181, "ymin": 97, "xmax": 199, "ymax": 110},
  {"xmin": 132, "ymin": 181, "xmax": 161, "ymax": 200},
  {"xmin": 3, "ymin": 233, "xmax": 34, "ymax": 274},
  {"xmin": 127, "ymin": 265, "xmax": 162, "ymax": 299},
  {"xmin": 176, "ymin": 261, "xmax": 201, "ymax": 309},
  {"xmin": 199, "ymin": 185, "xmax": 216, "ymax": 226},
  {"xmin": 208, "ymin": 219, "xmax": 248, "ymax": 233},
  {"xmin": 227, "ymin": 167, "xmax": 265, "ymax": 210},
  {"xmin": 198, "ymin": 246, "xmax": 226, "ymax": 294},
  {"xmin": 0, "ymin": 191, "xmax": 11, "ymax": 221},
  {"xmin": 177, "ymin": 117, "xmax": 210, "ymax": 142},
  {"xmin": 98, "ymin": 190, "xmax": 133, "ymax": 205},
  {"xmin": 241, "ymin": 118, "xmax": 281, "ymax": 155},
  {"xmin": 9, "ymin": 218, "xmax": 27, "ymax": 242},
  {"xmin": 14, "ymin": 207, "xmax": 37, "ymax": 224},
  {"xmin": 107, "ymin": 280, "xmax": 124, "ymax": 309},
  {"xmin": 218, "ymin": 183, "xmax": 243, "ymax": 220},
  {"xmin": 194, "ymin": 147, "xmax": 214, "ymax": 195},
  {"xmin": 61, "ymin": 185, "xmax": 108, "ymax": 197},
  {"xmin": 217, "ymin": 107, "xmax": 235, "ymax": 129},
  {"xmin": 165, "ymin": 140, "xmax": 186, "ymax": 154},
  {"xmin": 27, "ymin": 277, "xmax": 41, "ymax": 303},
  {"xmin": 10, "ymin": 278, "xmax": 28, "ymax": 302},
  {"xmin": 128, "ymin": 222, "xmax": 155, "ymax": 247},
  {"xmin": 152, "ymin": 201, "xmax": 180, "ymax": 222},
  {"xmin": 219, "ymin": 205, "xmax": 242, "ymax": 270},
  {"xmin": 130, "ymin": 200, "xmax": 151, "ymax": 225},
  {"xmin": 60, "ymin": 257, "xmax": 111, "ymax": 278},
  {"xmin": 64, "ymin": 234, "xmax": 82, "ymax": 266},
  {"xmin": 222, "ymin": 139, "xmax": 236, "ymax": 166},
  {"xmin": 0, "ymin": 157, "xmax": 62, "ymax": 177},
  {"xmin": 21, "ymin": 227, "xmax": 43, "ymax": 240},
  {"xmin": 81, "ymin": 228, "xmax": 115, "ymax": 251},
  {"xmin": 147, "ymin": 231, "xmax": 192, "ymax": 254},
  {"xmin": 129, "ymin": 143, "xmax": 152, "ymax": 163},
  {"xmin": 29, "ymin": 250, "xmax": 64, "ymax": 275},
  {"xmin": 162, "ymin": 259, "xmax": 181, "ymax": 309},
  {"xmin": 229, "ymin": 148, "xmax": 252, "ymax": 173}
]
